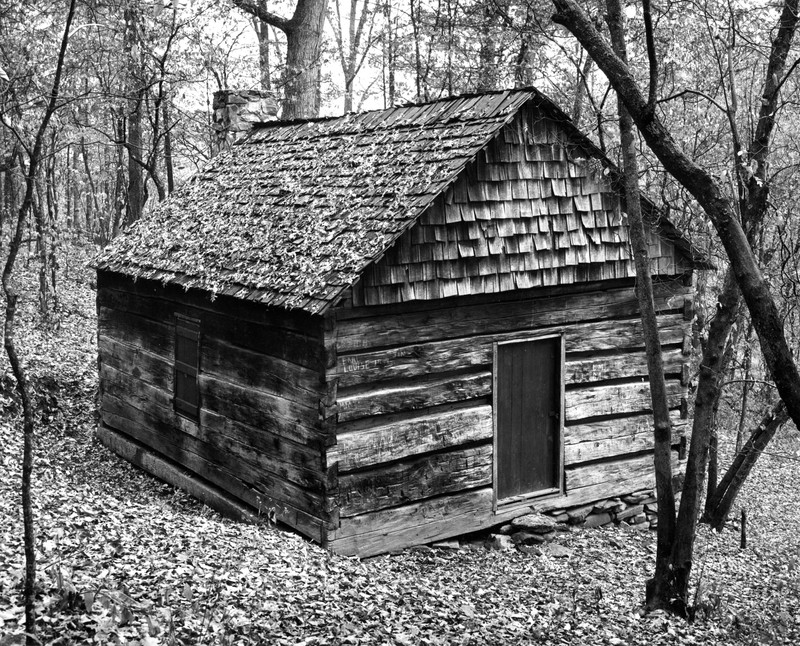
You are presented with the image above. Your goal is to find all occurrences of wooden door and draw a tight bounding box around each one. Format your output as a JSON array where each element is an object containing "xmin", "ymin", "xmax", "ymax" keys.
[{"xmin": 495, "ymin": 336, "xmax": 562, "ymax": 501}]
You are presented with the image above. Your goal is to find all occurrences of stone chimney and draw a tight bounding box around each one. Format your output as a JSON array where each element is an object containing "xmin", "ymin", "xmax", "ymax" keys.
[{"xmin": 212, "ymin": 89, "xmax": 279, "ymax": 155}]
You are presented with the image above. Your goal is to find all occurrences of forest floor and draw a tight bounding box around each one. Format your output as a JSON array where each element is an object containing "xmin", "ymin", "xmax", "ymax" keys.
[{"xmin": 1, "ymin": 247, "xmax": 800, "ymax": 645}]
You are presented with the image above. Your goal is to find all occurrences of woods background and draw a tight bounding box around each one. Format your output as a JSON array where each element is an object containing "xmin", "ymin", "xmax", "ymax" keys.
[
  {"xmin": 4, "ymin": 0, "xmax": 800, "ymax": 635},
  {"xmin": 3, "ymin": 0, "xmax": 800, "ymax": 437}
]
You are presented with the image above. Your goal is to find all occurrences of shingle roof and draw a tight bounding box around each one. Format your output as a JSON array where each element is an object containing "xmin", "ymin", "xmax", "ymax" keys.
[{"xmin": 96, "ymin": 88, "xmax": 707, "ymax": 314}]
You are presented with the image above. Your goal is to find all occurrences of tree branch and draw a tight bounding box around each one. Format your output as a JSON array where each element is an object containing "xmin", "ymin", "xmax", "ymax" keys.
[
  {"xmin": 3, "ymin": 2, "xmax": 78, "ymax": 641},
  {"xmin": 744, "ymin": 0, "xmax": 800, "ymax": 231},
  {"xmin": 657, "ymin": 88, "xmax": 728, "ymax": 116},
  {"xmin": 551, "ymin": 0, "xmax": 800, "ymax": 505},
  {"xmin": 230, "ymin": 0, "xmax": 290, "ymax": 33}
]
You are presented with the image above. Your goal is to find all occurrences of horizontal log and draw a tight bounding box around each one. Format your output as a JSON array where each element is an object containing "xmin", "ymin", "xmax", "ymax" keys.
[
  {"xmin": 201, "ymin": 409, "xmax": 326, "ymax": 480},
  {"xmin": 334, "ymin": 280, "xmax": 689, "ymax": 352},
  {"xmin": 100, "ymin": 333, "xmax": 322, "ymax": 400},
  {"xmin": 98, "ymin": 423, "xmax": 328, "ymax": 543},
  {"xmin": 328, "ymin": 449, "xmax": 684, "ymax": 556},
  {"xmin": 98, "ymin": 424, "xmax": 259, "ymax": 523},
  {"xmin": 338, "ymin": 444, "xmax": 493, "ymax": 517},
  {"xmin": 338, "ymin": 367, "xmax": 686, "ymax": 425},
  {"xmin": 98, "ymin": 302, "xmax": 324, "ymax": 370},
  {"xmin": 98, "ymin": 271, "xmax": 320, "ymax": 335},
  {"xmin": 201, "ymin": 371, "xmax": 319, "ymax": 427},
  {"xmin": 100, "ymin": 361, "xmax": 325, "ymax": 450},
  {"xmin": 100, "ymin": 335, "xmax": 172, "ymax": 389},
  {"xmin": 565, "ymin": 451, "xmax": 680, "ymax": 498},
  {"xmin": 332, "ymin": 405, "xmax": 493, "ymax": 472},
  {"xmin": 100, "ymin": 363, "xmax": 173, "ymax": 411},
  {"xmin": 99, "ymin": 306, "xmax": 174, "ymax": 358},
  {"xmin": 565, "ymin": 347, "xmax": 685, "ymax": 385},
  {"xmin": 333, "ymin": 314, "xmax": 689, "ymax": 389},
  {"xmin": 202, "ymin": 337, "xmax": 323, "ymax": 397},
  {"xmin": 100, "ymin": 331, "xmax": 323, "ymax": 428},
  {"xmin": 565, "ymin": 412, "xmax": 687, "ymax": 464},
  {"xmin": 336, "ymin": 372, "xmax": 492, "ymax": 422},
  {"xmin": 102, "ymin": 395, "xmax": 331, "ymax": 515},
  {"xmin": 340, "ymin": 277, "xmax": 676, "ymax": 318},
  {"xmin": 100, "ymin": 404, "xmax": 332, "ymax": 528},
  {"xmin": 565, "ymin": 380, "xmax": 685, "ymax": 422},
  {"xmin": 102, "ymin": 392, "xmax": 327, "ymax": 491},
  {"xmin": 328, "ymin": 488, "xmax": 495, "ymax": 556}
]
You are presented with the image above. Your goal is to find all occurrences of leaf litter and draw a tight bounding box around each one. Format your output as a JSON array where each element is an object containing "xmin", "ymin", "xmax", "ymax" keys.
[{"xmin": 1, "ymin": 249, "xmax": 799, "ymax": 645}]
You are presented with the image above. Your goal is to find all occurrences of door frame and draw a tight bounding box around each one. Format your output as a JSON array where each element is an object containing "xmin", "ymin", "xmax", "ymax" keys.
[{"xmin": 492, "ymin": 333, "xmax": 566, "ymax": 512}]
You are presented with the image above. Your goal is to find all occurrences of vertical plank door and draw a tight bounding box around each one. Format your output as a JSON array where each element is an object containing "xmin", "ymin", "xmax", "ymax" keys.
[{"xmin": 495, "ymin": 336, "xmax": 561, "ymax": 500}]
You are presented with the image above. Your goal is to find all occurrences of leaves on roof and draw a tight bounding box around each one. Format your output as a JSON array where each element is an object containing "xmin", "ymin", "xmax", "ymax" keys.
[{"xmin": 96, "ymin": 91, "xmax": 531, "ymax": 312}]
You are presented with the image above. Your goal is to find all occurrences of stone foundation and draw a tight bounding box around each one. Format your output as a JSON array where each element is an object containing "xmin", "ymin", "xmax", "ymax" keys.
[{"xmin": 426, "ymin": 489, "xmax": 679, "ymax": 553}]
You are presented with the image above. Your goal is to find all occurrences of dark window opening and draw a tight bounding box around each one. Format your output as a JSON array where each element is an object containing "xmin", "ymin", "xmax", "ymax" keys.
[{"xmin": 174, "ymin": 314, "xmax": 200, "ymax": 421}]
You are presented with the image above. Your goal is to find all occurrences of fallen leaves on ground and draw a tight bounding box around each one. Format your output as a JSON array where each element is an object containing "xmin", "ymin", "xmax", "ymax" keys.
[{"xmin": 1, "ymin": 250, "xmax": 799, "ymax": 645}]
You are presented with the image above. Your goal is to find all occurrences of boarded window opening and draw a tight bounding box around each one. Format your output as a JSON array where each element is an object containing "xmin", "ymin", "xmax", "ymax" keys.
[{"xmin": 174, "ymin": 314, "xmax": 200, "ymax": 421}]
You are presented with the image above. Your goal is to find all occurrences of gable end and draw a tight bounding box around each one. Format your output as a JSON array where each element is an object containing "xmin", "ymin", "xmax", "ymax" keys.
[{"xmin": 352, "ymin": 107, "xmax": 693, "ymax": 306}]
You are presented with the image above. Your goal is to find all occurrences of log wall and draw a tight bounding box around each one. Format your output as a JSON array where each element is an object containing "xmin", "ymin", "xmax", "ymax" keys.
[
  {"xmin": 326, "ymin": 277, "xmax": 693, "ymax": 556},
  {"xmin": 96, "ymin": 271, "xmax": 334, "ymax": 542}
]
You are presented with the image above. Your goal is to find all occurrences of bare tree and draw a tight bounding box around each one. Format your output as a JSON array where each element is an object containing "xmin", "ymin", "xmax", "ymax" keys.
[
  {"xmin": 604, "ymin": 0, "xmax": 677, "ymax": 611},
  {"xmin": 123, "ymin": 2, "xmax": 145, "ymax": 225},
  {"xmin": 0, "ymin": 2, "xmax": 77, "ymax": 640},
  {"xmin": 551, "ymin": 0, "xmax": 800, "ymax": 613},
  {"xmin": 329, "ymin": 0, "xmax": 380, "ymax": 112},
  {"xmin": 231, "ymin": 0, "xmax": 328, "ymax": 119}
]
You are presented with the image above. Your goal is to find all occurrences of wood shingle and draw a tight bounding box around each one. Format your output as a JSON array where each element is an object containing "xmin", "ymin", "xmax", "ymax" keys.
[{"xmin": 96, "ymin": 88, "xmax": 708, "ymax": 314}]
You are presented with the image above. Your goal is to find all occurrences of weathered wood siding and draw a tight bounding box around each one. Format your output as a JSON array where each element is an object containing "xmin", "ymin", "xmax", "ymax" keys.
[
  {"xmin": 327, "ymin": 278, "xmax": 692, "ymax": 555},
  {"xmin": 96, "ymin": 271, "xmax": 334, "ymax": 542},
  {"xmin": 353, "ymin": 110, "xmax": 691, "ymax": 306}
]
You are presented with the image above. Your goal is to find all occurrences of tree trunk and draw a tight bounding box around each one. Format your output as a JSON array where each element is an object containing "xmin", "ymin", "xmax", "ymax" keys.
[
  {"xmin": 551, "ymin": 0, "xmax": 800, "ymax": 480},
  {"xmin": 7, "ymin": 289, "xmax": 36, "ymax": 645},
  {"xmin": 703, "ymin": 401, "xmax": 789, "ymax": 529},
  {"xmin": 383, "ymin": 2, "xmax": 396, "ymax": 107},
  {"xmin": 32, "ymin": 183, "xmax": 50, "ymax": 317},
  {"xmin": 513, "ymin": 6, "xmax": 536, "ymax": 87},
  {"xmin": 44, "ymin": 151, "xmax": 58, "ymax": 307},
  {"xmin": 2, "ymin": 4, "xmax": 76, "ymax": 642},
  {"xmin": 162, "ymin": 99, "xmax": 174, "ymax": 195},
  {"xmin": 330, "ymin": 0, "xmax": 377, "ymax": 113},
  {"xmin": 124, "ymin": 5, "xmax": 144, "ymax": 226},
  {"xmin": 64, "ymin": 144, "xmax": 73, "ymax": 230},
  {"xmin": 571, "ymin": 56, "xmax": 593, "ymax": 125},
  {"xmin": 475, "ymin": 1, "xmax": 501, "ymax": 91},
  {"xmin": 410, "ymin": 0, "xmax": 424, "ymax": 101},
  {"xmin": 232, "ymin": 0, "xmax": 327, "ymax": 119},
  {"xmin": 80, "ymin": 139, "xmax": 102, "ymax": 240},
  {"xmin": 706, "ymin": 430, "xmax": 717, "ymax": 502},
  {"xmin": 112, "ymin": 116, "xmax": 127, "ymax": 240},
  {"xmin": 551, "ymin": 0, "xmax": 800, "ymax": 614},
  {"xmin": 5, "ymin": 157, "xmax": 39, "ymax": 639},
  {"xmin": 702, "ymin": 323, "xmax": 741, "ymax": 518},
  {"xmin": 605, "ymin": 0, "xmax": 678, "ymax": 613},
  {"xmin": 254, "ymin": 18, "xmax": 272, "ymax": 91},
  {"xmin": 736, "ymin": 322, "xmax": 755, "ymax": 453},
  {"xmin": 283, "ymin": 0, "xmax": 327, "ymax": 118}
]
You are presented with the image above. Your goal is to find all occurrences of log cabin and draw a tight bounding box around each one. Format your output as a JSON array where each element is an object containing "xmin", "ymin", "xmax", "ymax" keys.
[{"xmin": 95, "ymin": 88, "xmax": 710, "ymax": 557}]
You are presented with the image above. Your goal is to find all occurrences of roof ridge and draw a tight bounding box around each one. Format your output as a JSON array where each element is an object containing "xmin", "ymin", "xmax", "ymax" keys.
[
  {"xmin": 98, "ymin": 86, "xmax": 711, "ymax": 313},
  {"xmin": 249, "ymin": 87, "xmax": 542, "ymax": 132},
  {"xmin": 246, "ymin": 113, "xmax": 511, "ymax": 146}
]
